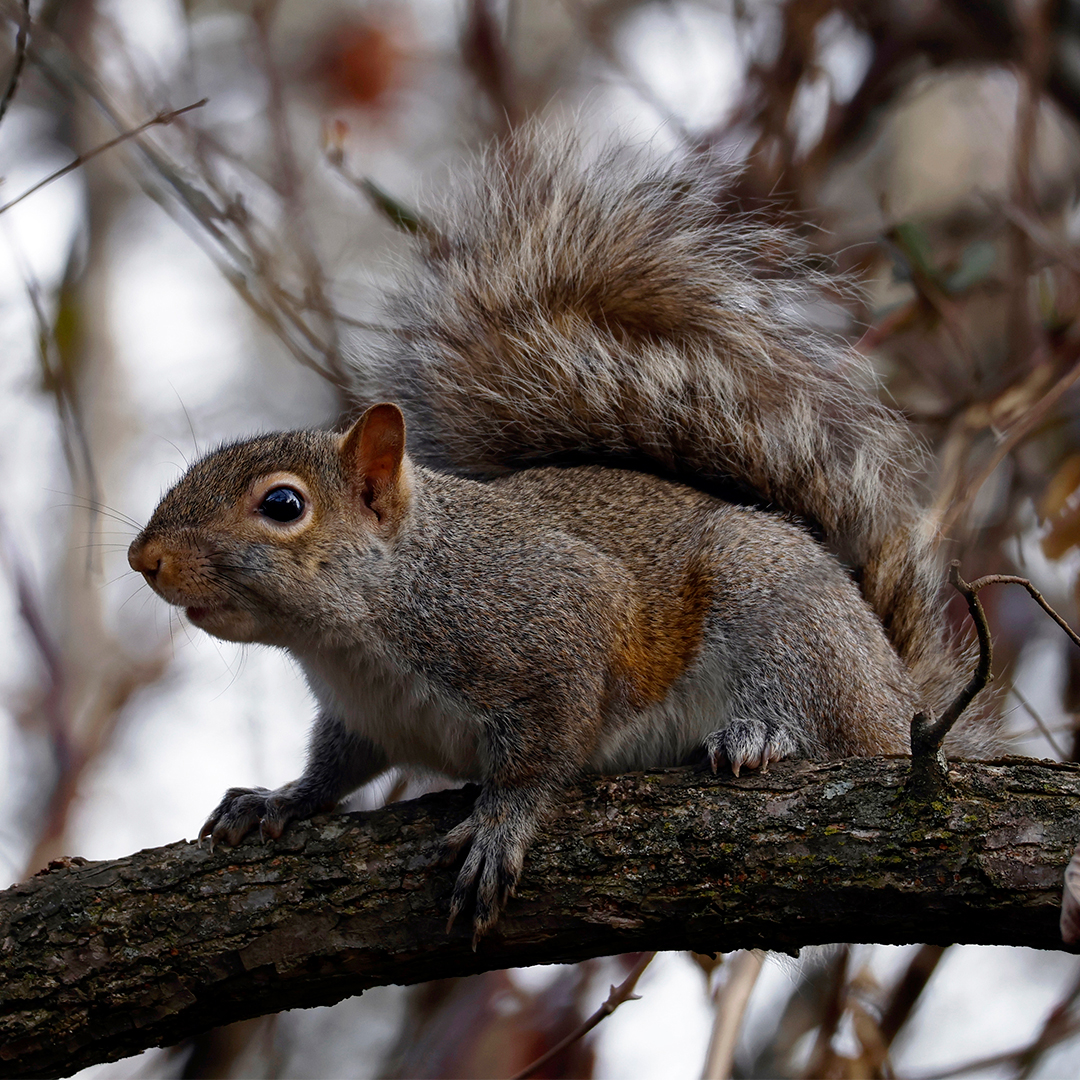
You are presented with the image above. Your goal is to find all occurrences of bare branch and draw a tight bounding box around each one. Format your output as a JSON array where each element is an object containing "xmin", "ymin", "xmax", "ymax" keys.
[
  {"xmin": 879, "ymin": 944, "xmax": 947, "ymax": 1048},
  {"xmin": 802, "ymin": 945, "xmax": 851, "ymax": 1080},
  {"xmin": 510, "ymin": 951, "xmax": 655, "ymax": 1080},
  {"xmin": 908, "ymin": 563, "xmax": 995, "ymax": 792},
  {"xmin": 908, "ymin": 968, "xmax": 1080, "ymax": 1079},
  {"xmin": 2, "ymin": 758, "xmax": 1079, "ymax": 1077},
  {"xmin": 911, "ymin": 565, "xmax": 1080, "ymax": 798},
  {"xmin": 1007, "ymin": 0, "xmax": 1052, "ymax": 363},
  {"xmin": 250, "ymin": 0, "xmax": 345, "ymax": 384},
  {"xmin": 0, "ymin": 0, "xmax": 29, "ymax": 127},
  {"xmin": 701, "ymin": 950, "xmax": 765, "ymax": 1080},
  {"xmin": 0, "ymin": 98, "xmax": 207, "ymax": 216},
  {"xmin": 1010, "ymin": 685, "xmax": 1068, "ymax": 759},
  {"xmin": 933, "ymin": 563, "xmax": 996, "ymax": 739},
  {"xmin": 966, "ymin": 572, "xmax": 1080, "ymax": 651}
]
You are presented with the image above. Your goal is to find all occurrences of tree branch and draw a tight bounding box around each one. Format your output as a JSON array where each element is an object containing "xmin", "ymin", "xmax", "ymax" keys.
[
  {"xmin": 0, "ymin": 99, "xmax": 207, "ymax": 216},
  {"xmin": 909, "ymin": 563, "xmax": 996, "ymax": 793},
  {"xmin": 2, "ymin": 758, "xmax": 1079, "ymax": 1078},
  {"xmin": 510, "ymin": 951, "xmax": 655, "ymax": 1080},
  {"xmin": 0, "ymin": 0, "xmax": 30, "ymax": 128}
]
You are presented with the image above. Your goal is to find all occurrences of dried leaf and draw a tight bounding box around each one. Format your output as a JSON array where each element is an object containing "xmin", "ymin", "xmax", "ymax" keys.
[
  {"xmin": 1040, "ymin": 455, "xmax": 1080, "ymax": 559},
  {"xmin": 1040, "ymin": 454, "xmax": 1080, "ymax": 519}
]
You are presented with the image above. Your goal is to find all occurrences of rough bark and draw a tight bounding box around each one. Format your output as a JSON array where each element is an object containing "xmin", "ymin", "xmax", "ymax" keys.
[{"xmin": 2, "ymin": 757, "xmax": 1079, "ymax": 1078}]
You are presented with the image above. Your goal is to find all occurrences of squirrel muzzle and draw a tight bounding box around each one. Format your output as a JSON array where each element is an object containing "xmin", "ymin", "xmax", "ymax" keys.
[
  {"xmin": 128, "ymin": 536, "xmax": 165, "ymax": 582},
  {"xmin": 128, "ymin": 533, "xmax": 216, "ymax": 610}
]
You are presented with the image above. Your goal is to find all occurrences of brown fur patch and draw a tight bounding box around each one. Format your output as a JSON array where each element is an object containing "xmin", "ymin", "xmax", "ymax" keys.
[{"xmin": 614, "ymin": 559, "xmax": 712, "ymax": 708}]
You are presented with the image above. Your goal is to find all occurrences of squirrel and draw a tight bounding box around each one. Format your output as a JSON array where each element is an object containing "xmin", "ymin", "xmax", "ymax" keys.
[{"xmin": 128, "ymin": 129, "xmax": 989, "ymax": 943}]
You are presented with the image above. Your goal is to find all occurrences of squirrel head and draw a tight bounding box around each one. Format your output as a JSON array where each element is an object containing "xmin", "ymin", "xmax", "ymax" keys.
[{"xmin": 128, "ymin": 403, "xmax": 412, "ymax": 645}]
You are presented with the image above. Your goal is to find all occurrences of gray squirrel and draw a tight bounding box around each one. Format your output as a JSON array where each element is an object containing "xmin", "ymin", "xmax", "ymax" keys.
[{"xmin": 128, "ymin": 129, "xmax": 989, "ymax": 942}]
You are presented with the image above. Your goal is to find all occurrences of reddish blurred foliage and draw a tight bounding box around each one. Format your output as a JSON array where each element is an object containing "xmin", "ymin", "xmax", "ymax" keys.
[{"xmin": 310, "ymin": 14, "xmax": 410, "ymax": 112}]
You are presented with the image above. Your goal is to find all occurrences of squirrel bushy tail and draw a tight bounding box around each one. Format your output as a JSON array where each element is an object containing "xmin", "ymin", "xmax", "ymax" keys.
[{"xmin": 358, "ymin": 129, "xmax": 957, "ymax": 715}]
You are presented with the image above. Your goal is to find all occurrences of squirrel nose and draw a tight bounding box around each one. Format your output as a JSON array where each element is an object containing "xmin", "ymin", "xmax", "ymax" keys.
[{"xmin": 128, "ymin": 538, "xmax": 163, "ymax": 578}]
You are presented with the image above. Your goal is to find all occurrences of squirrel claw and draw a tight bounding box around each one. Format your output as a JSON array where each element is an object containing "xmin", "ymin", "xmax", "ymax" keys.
[
  {"xmin": 704, "ymin": 722, "xmax": 797, "ymax": 779},
  {"xmin": 445, "ymin": 889, "xmax": 466, "ymax": 935},
  {"xmin": 446, "ymin": 895, "xmax": 484, "ymax": 951},
  {"xmin": 199, "ymin": 783, "xmax": 307, "ymax": 851},
  {"xmin": 439, "ymin": 791, "xmax": 531, "ymax": 945}
]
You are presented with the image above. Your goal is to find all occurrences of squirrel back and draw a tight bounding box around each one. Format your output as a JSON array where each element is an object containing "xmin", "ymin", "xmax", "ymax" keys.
[{"xmin": 357, "ymin": 130, "xmax": 953, "ymax": 713}]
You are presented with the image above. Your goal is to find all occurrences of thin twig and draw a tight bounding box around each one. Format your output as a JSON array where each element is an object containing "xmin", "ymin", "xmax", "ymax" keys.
[
  {"xmin": 1009, "ymin": 684, "xmax": 1067, "ymax": 758},
  {"xmin": 995, "ymin": 199, "xmax": 1080, "ymax": 278},
  {"xmin": 966, "ymin": 573, "xmax": 1080, "ymax": 650},
  {"xmin": 461, "ymin": 0, "xmax": 521, "ymax": 136},
  {"xmin": 908, "ymin": 968, "xmax": 1080, "ymax": 1080},
  {"xmin": 509, "ymin": 952, "xmax": 656, "ymax": 1080},
  {"xmin": 1017, "ymin": 966, "xmax": 1080, "ymax": 1079},
  {"xmin": 564, "ymin": 0, "xmax": 692, "ymax": 148},
  {"xmin": 18, "ymin": 17, "xmax": 350, "ymax": 394},
  {"xmin": 327, "ymin": 150, "xmax": 435, "ymax": 239},
  {"xmin": 914, "ymin": 563, "xmax": 995, "ymax": 755},
  {"xmin": 0, "ymin": 98, "xmax": 207, "ymax": 215},
  {"xmin": 2, "ymin": 234, "xmax": 103, "ymax": 532},
  {"xmin": 1007, "ymin": 0, "xmax": 1051, "ymax": 365},
  {"xmin": 802, "ymin": 946, "xmax": 851, "ymax": 1080},
  {"xmin": 879, "ymin": 944, "xmax": 946, "ymax": 1048},
  {"xmin": 251, "ymin": 0, "xmax": 344, "ymax": 383},
  {"xmin": 701, "ymin": 951, "xmax": 765, "ymax": 1080},
  {"xmin": 942, "ymin": 350, "xmax": 1080, "ymax": 533},
  {"xmin": 916, "ymin": 566, "xmax": 1080, "ymax": 759},
  {"xmin": 0, "ymin": 0, "xmax": 29, "ymax": 126},
  {"xmin": 0, "ymin": 523, "xmax": 69, "ymax": 771},
  {"xmin": 906, "ymin": 256, "xmax": 980, "ymax": 374}
]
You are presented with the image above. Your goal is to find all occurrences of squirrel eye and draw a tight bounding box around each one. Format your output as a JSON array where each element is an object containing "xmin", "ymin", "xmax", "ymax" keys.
[{"xmin": 259, "ymin": 487, "xmax": 306, "ymax": 523}]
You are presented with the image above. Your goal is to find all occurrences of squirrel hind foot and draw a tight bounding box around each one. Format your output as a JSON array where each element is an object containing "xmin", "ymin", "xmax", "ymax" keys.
[
  {"xmin": 440, "ymin": 787, "xmax": 537, "ymax": 946},
  {"xmin": 704, "ymin": 721, "xmax": 800, "ymax": 778}
]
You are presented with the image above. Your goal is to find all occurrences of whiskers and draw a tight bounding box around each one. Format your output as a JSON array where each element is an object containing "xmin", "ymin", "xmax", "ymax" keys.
[
  {"xmin": 210, "ymin": 560, "xmax": 268, "ymax": 609},
  {"xmin": 46, "ymin": 489, "xmax": 144, "ymax": 533}
]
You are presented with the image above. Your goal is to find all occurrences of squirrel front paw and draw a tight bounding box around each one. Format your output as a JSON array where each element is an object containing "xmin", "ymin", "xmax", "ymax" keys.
[
  {"xmin": 199, "ymin": 782, "xmax": 318, "ymax": 848},
  {"xmin": 439, "ymin": 788, "xmax": 539, "ymax": 948},
  {"xmin": 704, "ymin": 720, "xmax": 799, "ymax": 777}
]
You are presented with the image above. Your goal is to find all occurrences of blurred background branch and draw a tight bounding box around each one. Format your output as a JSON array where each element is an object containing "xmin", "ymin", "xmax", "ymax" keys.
[{"xmin": 5, "ymin": 1, "xmax": 1080, "ymax": 1077}]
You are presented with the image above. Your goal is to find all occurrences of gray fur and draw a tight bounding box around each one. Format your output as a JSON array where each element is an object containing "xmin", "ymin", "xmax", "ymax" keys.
[
  {"xmin": 356, "ymin": 127, "xmax": 959, "ymax": 712},
  {"xmin": 131, "ymin": 131, "xmax": 1000, "ymax": 940}
]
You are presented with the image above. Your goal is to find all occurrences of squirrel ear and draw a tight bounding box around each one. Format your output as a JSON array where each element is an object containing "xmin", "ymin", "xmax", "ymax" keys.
[{"xmin": 341, "ymin": 403, "xmax": 408, "ymax": 521}]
